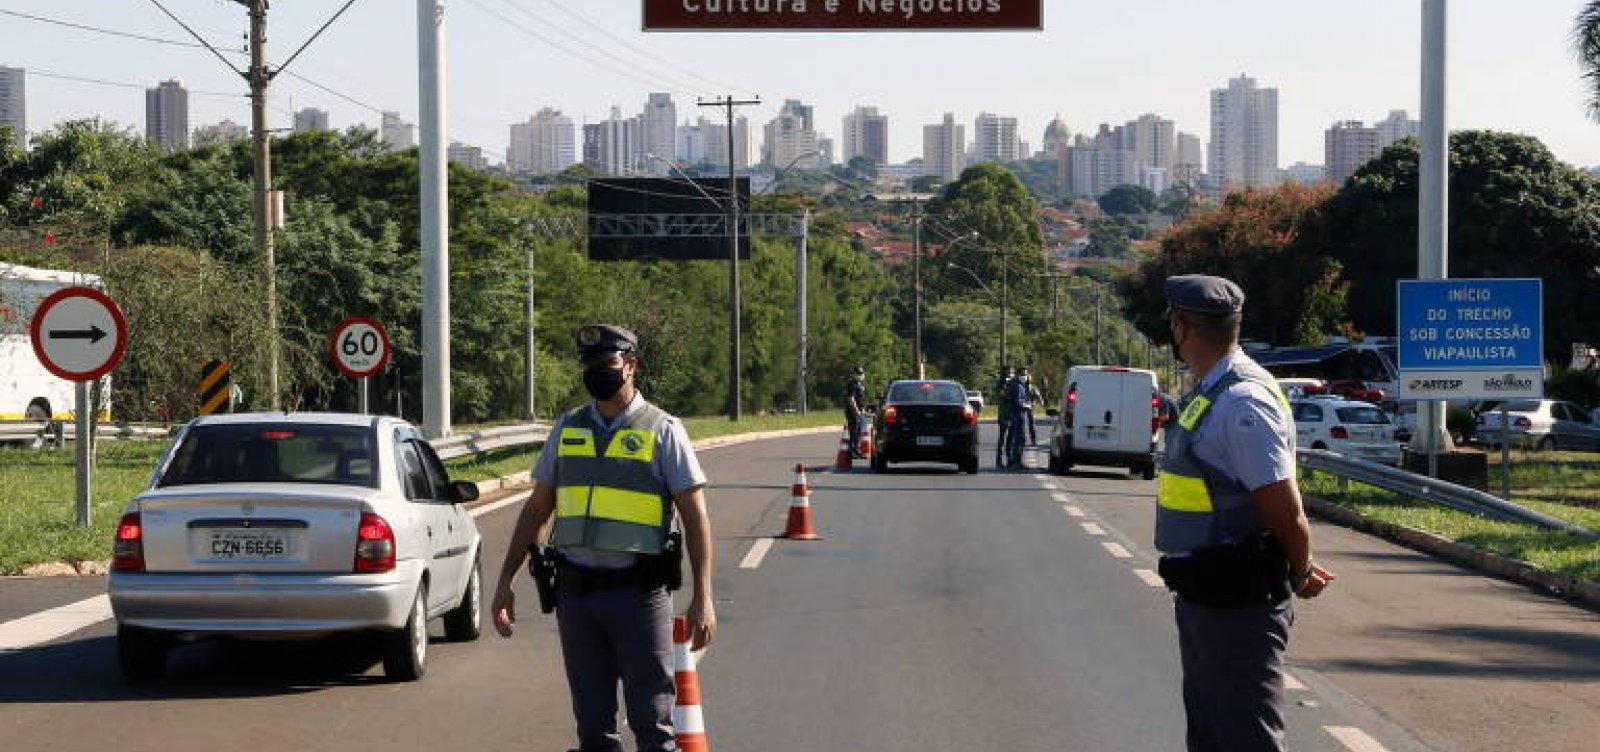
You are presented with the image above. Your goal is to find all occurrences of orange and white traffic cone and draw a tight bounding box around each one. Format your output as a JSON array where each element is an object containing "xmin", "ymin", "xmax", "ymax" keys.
[
  {"xmin": 834, "ymin": 425, "xmax": 853, "ymax": 469},
  {"xmin": 782, "ymin": 463, "xmax": 822, "ymax": 540},
  {"xmin": 673, "ymin": 616, "xmax": 710, "ymax": 752},
  {"xmin": 859, "ymin": 423, "xmax": 874, "ymax": 460}
]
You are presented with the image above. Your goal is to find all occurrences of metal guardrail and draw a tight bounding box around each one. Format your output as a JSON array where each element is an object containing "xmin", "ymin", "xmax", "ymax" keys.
[
  {"xmin": 1296, "ymin": 448, "xmax": 1598, "ymax": 539},
  {"xmin": 429, "ymin": 423, "xmax": 549, "ymax": 461},
  {"xmin": 0, "ymin": 420, "xmax": 171, "ymax": 445}
]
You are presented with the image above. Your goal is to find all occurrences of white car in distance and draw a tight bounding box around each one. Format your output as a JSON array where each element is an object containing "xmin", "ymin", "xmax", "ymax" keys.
[
  {"xmin": 1290, "ymin": 397, "xmax": 1403, "ymax": 465},
  {"xmin": 107, "ymin": 413, "xmax": 483, "ymax": 681}
]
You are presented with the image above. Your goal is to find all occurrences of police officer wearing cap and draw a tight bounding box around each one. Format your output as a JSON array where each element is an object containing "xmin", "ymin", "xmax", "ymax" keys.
[
  {"xmin": 1156, "ymin": 275, "xmax": 1334, "ymax": 752},
  {"xmin": 845, "ymin": 365, "xmax": 868, "ymax": 458},
  {"xmin": 492, "ymin": 324, "xmax": 715, "ymax": 752}
]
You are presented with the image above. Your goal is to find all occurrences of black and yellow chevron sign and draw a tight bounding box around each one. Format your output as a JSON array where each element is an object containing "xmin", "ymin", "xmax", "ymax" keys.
[{"xmin": 199, "ymin": 360, "xmax": 231, "ymax": 415}]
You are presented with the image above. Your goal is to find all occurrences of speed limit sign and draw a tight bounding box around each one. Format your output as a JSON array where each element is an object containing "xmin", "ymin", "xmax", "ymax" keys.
[{"xmin": 329, "ymin": 316, "xmax": 391, "ymax": 379}]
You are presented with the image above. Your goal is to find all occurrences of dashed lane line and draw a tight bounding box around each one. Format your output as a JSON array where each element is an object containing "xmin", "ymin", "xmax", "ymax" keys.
[
  {"xmin": 1325, "ymin": 726, "xmax": 1392, "ymax": 752},
  {"xmin": 1133, "ymin": 569, "xmax": 1165, "ymax": 588},
  {"xmin": 1284, "ymin": 672, "xmax": 1307, "ymax": 691},
  {"xmin": 738, "ymin": 538, "xmax": 774, "ymax": 570},
  {"xmin": 1062, "ymin": 505, "xmax": 1085, "ymax": 518},
  {"xmin": 1080, "ymin": 522, "xmax": 1106, "ymax": 536},
  {"xmin": 1051, "ymin": 492, "xmax": 1071, "ymax": 503},
  {"xmin": 1101, "ymin": 542, "xmax": 1133, "ymax": 559},
  {"xmin": 0, "ymin": 595, "xmax": 112, "ymax": 652}
]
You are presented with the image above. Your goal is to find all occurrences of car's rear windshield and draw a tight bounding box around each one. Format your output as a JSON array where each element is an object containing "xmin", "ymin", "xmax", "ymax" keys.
[
  {"xmin": 1335, "ymin": 406, "xmax": 1391, "ymax": 425},
  {"xmin": 1498, "ymin": 399, "xmax": 1541, "ymax": 412},
  {"xmin": 888, "ymin": 382, "xmax": 967, "ymax": 404},
  {"xmin": 159, "ymin": 423, "xmax": 379, "ymax": 488}
]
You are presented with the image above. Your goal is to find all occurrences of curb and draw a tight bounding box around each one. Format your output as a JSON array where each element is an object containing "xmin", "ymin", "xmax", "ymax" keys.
[{"xmin": 1304, "ymin": 495, "xmax": 1600, "ymax": 613}]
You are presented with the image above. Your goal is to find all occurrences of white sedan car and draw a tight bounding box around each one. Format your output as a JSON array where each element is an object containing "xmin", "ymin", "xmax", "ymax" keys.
[
  {"xmin": 107, "ymin": 413, "xmax": 483, "ymax": 681},
  {"xmin": 1290, "ymin": 397, "xmax": 1403, "ymax": 465}
]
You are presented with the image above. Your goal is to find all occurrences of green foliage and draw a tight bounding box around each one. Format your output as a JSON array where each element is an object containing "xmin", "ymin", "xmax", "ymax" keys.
[
  {"xmin": 1576, "ymin": 1, "xmax": 1600, "ymax": 121},
  {"xmin": 1098, "ymin": 184, "xmax": 1158, "ymax": 216},
  {"xmin": 1547, "ymin": 367, "xmax": 1600, "ymax": 408}
]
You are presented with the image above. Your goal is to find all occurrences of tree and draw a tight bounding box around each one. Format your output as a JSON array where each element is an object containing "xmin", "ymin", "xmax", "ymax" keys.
[
  {"xmin": 1576, "ymin": 1, "xmax": 1600, "ymax": 121},
  {"xmin": 1098, "ymin": 184, "xmax": 1158, "ymax": 216}
]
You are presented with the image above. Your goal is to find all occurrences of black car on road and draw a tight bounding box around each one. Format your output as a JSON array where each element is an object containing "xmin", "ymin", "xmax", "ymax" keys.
[{"xmin": 871, "ymin": 379, "xmax": 980, "ymax": 473}]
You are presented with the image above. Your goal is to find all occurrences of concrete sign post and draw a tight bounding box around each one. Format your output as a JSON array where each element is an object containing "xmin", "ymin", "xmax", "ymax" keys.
[
  {"xmin": 29, "ymin": 286, "xmax": 128, "ymax": 527},
  {"xmin": 330, "ymin": 316, "xmax": 391, "ymax": 414}
]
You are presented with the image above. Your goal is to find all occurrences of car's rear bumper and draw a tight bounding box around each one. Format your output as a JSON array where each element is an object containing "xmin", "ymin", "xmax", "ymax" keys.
[
  {"xmin": 878, "ymin": 432, "xmax": 977, "ymax": 463},
  {"xmin": 108, "ymin": 560, "xmax": 422, "ymax": 637},
  {"xmin": 1056, "ymin": 439, "xmax": 1156, "ymax": 468}
]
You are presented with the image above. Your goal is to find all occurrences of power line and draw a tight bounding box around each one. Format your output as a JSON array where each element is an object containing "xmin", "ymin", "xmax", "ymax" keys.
[
  {"xmin": 539, "ymin": 0, "xmax": 752, "ymax": 95},
  {"xmin": 26, "ymin": 68, "xmax": 244, "ymax": 100}
]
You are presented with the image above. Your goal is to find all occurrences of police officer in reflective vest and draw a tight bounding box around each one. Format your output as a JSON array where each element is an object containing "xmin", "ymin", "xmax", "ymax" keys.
[
  {"xmin": 492, "ymin": 324, "xmax": 716, "ymax": 752},
  {"xmin": 1156, "ymin": 275, "xmax": 1334, "ymax": 752}
]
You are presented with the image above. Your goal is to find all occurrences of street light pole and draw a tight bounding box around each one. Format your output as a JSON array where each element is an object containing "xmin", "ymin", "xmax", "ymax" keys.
[
  {"xmin": 1000, "ymin": 251, "xmax": 1009, "ymax": 370},
  {"xmin": 699, "ymin": 96, "xmax": 761, "ymax": 421},
  {"xmin": 912, "ymin": 206, "xmax": 924, "ymax": 378}
]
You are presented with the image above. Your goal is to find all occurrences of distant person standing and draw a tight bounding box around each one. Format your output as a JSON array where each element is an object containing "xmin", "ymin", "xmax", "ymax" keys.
[
  {"xmin": 992, "ymin": 366, "xmax": 1015, "ymax": 467},
  {"xmin": 845, "ymin": 365, "xmax": 868, "ymax": 458},
  {"xmin": 1016, "ymin": 366, "xmax": 1043, "ymax": 445},
  {"xmin": 1156, "ymin": 276, "xmax": 1334, "ymax": 752}
]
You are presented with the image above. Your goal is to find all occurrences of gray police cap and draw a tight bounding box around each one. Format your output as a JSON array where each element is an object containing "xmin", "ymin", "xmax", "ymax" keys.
[
  {"xmin": 1164, "ymin": 274, "xmax": 1244, "ymax": 316},
  {"xmin": 575, "ymin": 324, "xmax": 639, "ymax": 364}
]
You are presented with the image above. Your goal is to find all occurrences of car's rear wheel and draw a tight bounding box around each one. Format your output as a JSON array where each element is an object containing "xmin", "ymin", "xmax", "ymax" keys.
[
  {"xmin": 1536, "ymin": 435, "xmax": 1556, "ymax": 451},
  {"xmin": 961, "ymin": 457, "xmax": 978, "ymax": 474},
  {"xmin": 382, "ymin": 584, "xmax": 429, "ymax": 681},
  {"xmin": 1141, "ymin": 461, "xmax": 1157, "ymax": 481},
  {"xmin": 117, "ymin": 624, "xmax": 169, "ymax": 681},
  {"xmin": 871, "ymin": 450, "xmax": 887, "ymax": 472},
  {"xmin": 442, "ymin": 558, "xmax": 482, "ymax": 642}
]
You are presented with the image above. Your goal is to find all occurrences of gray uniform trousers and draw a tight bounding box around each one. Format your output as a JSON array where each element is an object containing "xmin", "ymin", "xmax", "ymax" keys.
[
  {"xmin": 556, "ymin": 581, "xmax": 677, "ymax": 752},
  {"xmin": 1175, "ymin": 596, "xmax": 1292, "ymax": 752}
]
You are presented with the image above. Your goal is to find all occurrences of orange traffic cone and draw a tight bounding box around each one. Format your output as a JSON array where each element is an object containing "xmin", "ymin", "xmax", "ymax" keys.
[
  {"xmin": 834, "ymin": 425, "xmax": 853, "ymax": 469},
  {"xmin": 782, "ymin": 463, "xmax": 822, "ymax": 540},
  {"xmin": 859, "ymin": 423, "xmax": 874, "ymax": 460},
  {"xmin": 673, "ymin": 616, "xmax": 710, "ymax": 752}
]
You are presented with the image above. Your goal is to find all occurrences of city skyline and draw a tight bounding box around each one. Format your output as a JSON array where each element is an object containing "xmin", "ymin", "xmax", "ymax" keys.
[{"xmin": 0, "ymin": 1, "xmax": 1596, "ymax": 170}]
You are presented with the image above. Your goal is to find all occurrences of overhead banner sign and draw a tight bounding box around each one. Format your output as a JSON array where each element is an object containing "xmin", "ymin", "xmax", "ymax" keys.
[
  {"xmin": 643, "ymin": 0, "xmax": 1043, "ymax": 31},
  {"xmin": 587, "ymin": 177, "xmax": 750, "ymax": 262},
  {"xmin": 1396, "ymin": 278, "xmax": 1543, "ymax": 400}
]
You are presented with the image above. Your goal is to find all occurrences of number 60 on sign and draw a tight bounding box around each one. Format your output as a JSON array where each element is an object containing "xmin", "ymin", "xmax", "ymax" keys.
[{"xmin": 329, "ymin": 316, "xmax": 391, "ymax": 379}]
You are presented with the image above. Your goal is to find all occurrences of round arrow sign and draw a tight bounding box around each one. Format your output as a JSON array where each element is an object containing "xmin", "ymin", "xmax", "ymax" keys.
[
  {"xmin": 329, "ymin": 316, "xmax": 391, "ymax": 379},
  {"xmin": 29, "ymin": 286, "xmax": 128, "ymax": 382}
]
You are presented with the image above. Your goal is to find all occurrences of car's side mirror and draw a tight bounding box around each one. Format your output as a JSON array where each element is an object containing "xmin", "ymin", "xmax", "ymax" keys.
[
  {"xmin": 448, "ymin": 480, "xmax": 480, "ymax": 504},
  {"xmin": 1045, "ymin": 408, "xmax": 1060, "ymax": 417}
]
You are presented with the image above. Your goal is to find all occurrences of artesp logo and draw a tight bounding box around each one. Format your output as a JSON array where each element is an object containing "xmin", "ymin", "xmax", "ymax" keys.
[{"xmin": 1409, "ymin": 378, "xmax": 1462, "ymax": 390}]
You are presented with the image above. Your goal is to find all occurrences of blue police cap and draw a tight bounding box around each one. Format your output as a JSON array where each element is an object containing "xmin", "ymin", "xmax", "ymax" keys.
[
  {"xmin": 575, "ymin": 324, "xmax": 638, "ymax": 365},
  {"xmin": 1164, "ymin": 274, "xmax": 1245, "ymax": 316}
]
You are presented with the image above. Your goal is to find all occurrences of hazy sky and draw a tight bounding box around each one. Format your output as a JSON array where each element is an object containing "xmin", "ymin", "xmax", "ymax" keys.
[{"xmin": 3, "ymin": 0, "xmax": 1598, "ymax": 168}]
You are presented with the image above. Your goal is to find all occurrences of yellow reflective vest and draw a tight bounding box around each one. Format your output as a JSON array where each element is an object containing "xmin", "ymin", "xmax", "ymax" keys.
[{"xmin": 548, "ymin": 402, "xmax": 674, "ymax": 554}]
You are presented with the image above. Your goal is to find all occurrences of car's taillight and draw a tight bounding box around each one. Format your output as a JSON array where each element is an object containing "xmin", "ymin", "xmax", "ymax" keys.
[
  {"xmin": 1150, "ymin": 394, "xmax": 1162, "ymax": 431},
  {"xmin": 1064, "ymin": 390, "xmax": 1077, "ymax": 428},
  {"xmin": 1330, "ymin": 426, "xmax": 1350, "ymax": 439},
  {"xmin": 1514, "ymin": 416, "xmax": 1532, "ymax": 429},
  {"xmin": 882, "ymin": 405, "xmax": 900, "ymax": 425},
  {"xmin": 354, "ymin": 513, "xmax": 396, "ymax": 573},
  {"xmin": 962, "ymin": 406, "xmax": 977, "ymax": 425},
  {"xmin": 113, "ymin": 513, "xmax": 145, "ymax": 572}
]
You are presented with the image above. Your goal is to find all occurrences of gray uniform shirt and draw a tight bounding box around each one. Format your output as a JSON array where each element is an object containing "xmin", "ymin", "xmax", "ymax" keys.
[
  {"xmin": 1188, "ymin": 348, "xmax": 1297, "ymax": 493},
  {"xmin": 533, "ymin": 392, "xmax": 707, "ymax": 569}
]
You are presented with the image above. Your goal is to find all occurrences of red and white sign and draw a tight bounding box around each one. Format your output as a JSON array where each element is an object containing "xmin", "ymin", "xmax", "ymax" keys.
[
  {"xmin": 643, "ymin": 0, "xmax": 1043, "ymax": 31},
  {"xmin": 29, "ymin": 286, "xmax": 128, "ymax": 382},
  {"xmin": 329, "ymin": 316, "xmax": 391, "ymax": 379}
]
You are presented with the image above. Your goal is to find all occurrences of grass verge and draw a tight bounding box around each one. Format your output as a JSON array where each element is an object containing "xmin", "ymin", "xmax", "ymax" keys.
[
  {"xmin": 1300, "ymin": 468, "xmax": 1600, "ymax": 585},
  {"xmin": 0, "ymin": 411, "xmax": 841, "ymax": 574}
]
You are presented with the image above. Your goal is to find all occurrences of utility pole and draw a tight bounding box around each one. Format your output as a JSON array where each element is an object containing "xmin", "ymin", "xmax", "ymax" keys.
[
  {"xmin": 912, "ymin": 203, "xmax": 924, "ymax": 378},
  {"xmin": 699, "ymin": 95, "xmax": 760, "ymax": 422},
  {"xmin": 1000, "ymin": 252, "xmax": 1009, "ymax": 370},
  {"xmin": 796, "ymin": 209, "xmax": 809, "ymax": 414},
  {"xmin": 524, "ymin": 239, "xmax": 536, "ymax": 421},
  {"xmin": 245, "ymin": 0, "xmax": 280, "ymax": 409},
  {"xmin": 419, "ymin": 0, "xmax": 451, "ymax": 439},
  {"xmin": 1418, "ymin": 0, "xmax": 1450, "ymax": 470}
]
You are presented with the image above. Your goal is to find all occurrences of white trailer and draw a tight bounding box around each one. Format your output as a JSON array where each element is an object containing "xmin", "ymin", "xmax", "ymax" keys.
[{"xmin": 0, "ymin": 263, "xmax": 110, "ymax": 424}]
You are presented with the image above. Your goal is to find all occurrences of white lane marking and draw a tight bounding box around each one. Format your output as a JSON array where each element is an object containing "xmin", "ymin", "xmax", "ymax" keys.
[
  {"xmin": 1080, "ymin": 522, "xmax": 1106, "ymax": 536},
  {"xmin": 1063, "ymin": 505, "xmax": 1085, "ymax": 517},
  {"xmin": 1133, "ymin": 569, "xmax": 1165, "ymax": 588},
  {"xmin": 0, "ymin": 594, "xmax": 112, "ymax": 651},
  {"xmin": 1050, "ymin": 492, "xmax": 1071, "ymax": 503},
  {"xmin": 739, "ymin": 538, "xmax": 774, "ymax": 570},
  {"xmin": 1325, "ymin": 726, "xmax": 1392, "ymax": 752},
  {"xmin": 1284, "ymin": 672, "xmax": 1307, "ymax": 691},
  {"xmin": 1101, "ymin": 542, "xmax": 1133, "ymax": 559}
]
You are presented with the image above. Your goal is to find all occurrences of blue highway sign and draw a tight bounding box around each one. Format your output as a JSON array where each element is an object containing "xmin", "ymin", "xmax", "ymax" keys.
[{"xmin": 1396, "ymin": 278, "xmax": 1542, "ymax": 400}]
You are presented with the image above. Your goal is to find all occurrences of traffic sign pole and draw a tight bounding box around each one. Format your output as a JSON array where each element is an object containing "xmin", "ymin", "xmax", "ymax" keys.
[
  {"xmin": 75, "ymin": 381, "xmax": 91, "ymax": 526},
  {"xmin": 360, "ymin": 377, "xmax": 369, "ymax": 415}
]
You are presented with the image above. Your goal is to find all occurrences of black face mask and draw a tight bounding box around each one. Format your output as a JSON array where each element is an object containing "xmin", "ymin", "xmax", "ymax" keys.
[
  {"xmin": 1168, "ymin": 319, "xmax": 1186, "ymax": 365},
  {"xmin": 583, "ymin": 366, "xmax": 626, "ymax": 401}
]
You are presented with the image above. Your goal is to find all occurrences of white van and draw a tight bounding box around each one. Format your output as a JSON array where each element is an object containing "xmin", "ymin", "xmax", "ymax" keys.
[
  {"xmin": 1046, "ymin": 365, "xmax": 1160, "ymax": 479},
  {"xmin": 1, "ymin": 263, "xmax": 108, "ymax": 423}
]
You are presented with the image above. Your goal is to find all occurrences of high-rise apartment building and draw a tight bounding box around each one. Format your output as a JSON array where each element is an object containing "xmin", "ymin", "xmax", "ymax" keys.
[
  {"xmin": 1058, "ymin": 114, "xmax": 1181, "ymax": 198},
  {"xmin": 677, "ymin": 119, "xmax": 707, "ymax": 167},
  {"xmin": 1373, "ymin": 109, "xmax": 1420, "ymax": 149},
  {"xmin": 1325, "ymin": 120, "xmax": 1381, "ymax": 185},
  {"xmin": 193, "ymin": 120, "xmax": 248, "ymax": 148},
  {"xmin": 293, "ymin": 107, "xmax": 329, "ymax": 133},
  {"xmin": 0, "ymin": 66, "xmax": 25, "ymax": 150},
  {"xmin": 1176, "ymin": 132, "xmax": 1203, "ymax": 183},
  {"xmin": 764, "ymin": 99, "xmax": 821, "ymax": 169},
  {"xmin": 972, "ymin": 112, "xmax": 1020, "ymax": 164},
  {"xmin": 703, "ymin": 115, "xmax": 753, "ymax": 170},
  {"xmin": 380, "ymin": 111, "xmax": 415, "ymax": 151},
  {"xmin": 508, "ymin": 108, "xmax": 576, "ymax": 175},
  {"xmin": 1128, "ymin": 113, "xmax": 1175, "ymax": 173},
  {"xmin": 145, "ymin": 79, "xmax": 189, "ymax": 152},
  {"xmin": 582, "ymin": 123, "xmax": 603, "ymax": 169},
  {"xmin": 587, "ymin": 106, "xmax": 644, "ymax": 176},
  {"xmin": 922, "ymin": 113, "xmax": 966, "ymax": 184},
  {"xmin": 641, "ymin": 93, "xmax": 677, "ymax": 173},
  {"xmin": 842, "ymin": 105, "xmax": 889, "ymax": 165},
  {"xmin": 448, "ymin": 142, "xmax": 488, "ymax": 172},
  {"xmin": 1208, "ymin": 74, "xmax": 1279, "ymax": 189},
  {"xmin": 1040, "ymin": 116, "xmax": 1072, "ymax": 159}
]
